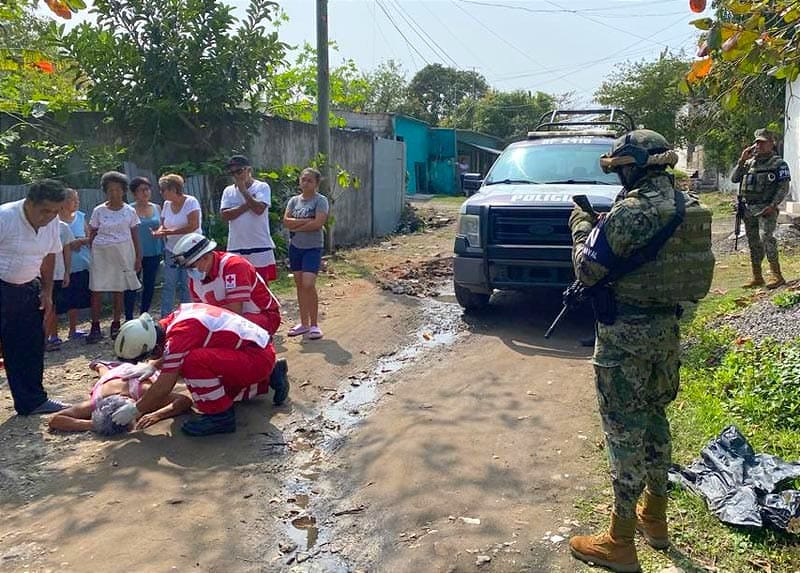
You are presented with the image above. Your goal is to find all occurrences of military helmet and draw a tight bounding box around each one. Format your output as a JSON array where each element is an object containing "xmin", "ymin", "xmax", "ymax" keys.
[{"xmin": 600, "ymin": 129, "xmax": 674, "ymax": 173}]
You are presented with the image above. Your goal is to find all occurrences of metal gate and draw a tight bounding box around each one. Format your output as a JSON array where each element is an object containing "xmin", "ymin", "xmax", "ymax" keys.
[{"xmin": 372, "ymin": 137, "xmax": 405, "ymax": 237}]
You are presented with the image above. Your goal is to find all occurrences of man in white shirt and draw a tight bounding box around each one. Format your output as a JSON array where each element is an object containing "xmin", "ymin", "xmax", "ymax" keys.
[
  {"xmin": 0, "ymin": 179, "xmax": 70, "ymax": 415},
  {"xmin": 219, "ymin": 155, "xmax": 277, "ymax": 284}
]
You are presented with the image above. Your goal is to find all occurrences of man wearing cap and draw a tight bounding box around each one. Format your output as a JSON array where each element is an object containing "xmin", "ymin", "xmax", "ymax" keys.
[
  {"xmin": 732, "ymin": 129, "xmax": 791, "ymax": 289},
  {"xmin": 171, "ymin": 232, "xmax": 282, "ymax": 335},
  {"xmin": 220, "ymin": 155, "xmax": 277, "ymax": 284}
]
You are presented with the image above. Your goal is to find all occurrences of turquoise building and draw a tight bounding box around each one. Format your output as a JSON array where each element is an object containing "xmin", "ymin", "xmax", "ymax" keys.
[{"xmin": 340, "ymin": 111, "xmax": 503, "ymax": 196}]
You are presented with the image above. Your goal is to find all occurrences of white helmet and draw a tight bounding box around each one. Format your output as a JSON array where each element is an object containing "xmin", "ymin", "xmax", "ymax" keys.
[
  {"xmin": 114, "ymin": 313, "xmax": 159, "ymax": 360},
  {"xmin": 172, "ymin": 232, "xmax": 217, "ymax": 267}
]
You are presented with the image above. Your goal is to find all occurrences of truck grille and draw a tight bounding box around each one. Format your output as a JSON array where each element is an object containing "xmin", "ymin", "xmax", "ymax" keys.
[{"xmin": 489, "ymin": 208, "xmax": 572, "ymax": 246}]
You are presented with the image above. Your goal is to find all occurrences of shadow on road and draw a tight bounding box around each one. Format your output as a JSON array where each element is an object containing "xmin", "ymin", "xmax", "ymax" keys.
[{"xmin": 456, "ymin": 288, "xmax": 596, "ymax": 360}]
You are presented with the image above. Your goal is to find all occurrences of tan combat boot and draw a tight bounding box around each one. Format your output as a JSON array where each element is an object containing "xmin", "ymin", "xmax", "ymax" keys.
[
  {"xmin": 569, "ymin": 513, "xmax": 641, "ymax": 573},
  {"xmin": 766, "ymin": 261, "xmax": 786, "ymax": 289},
  {"xmin": 635, "ymin": 489, "xmax": 669, "ymax": 549},
  {"xmin": 743, "ymin": 264, "xmax": 765, "ymax": 288}
]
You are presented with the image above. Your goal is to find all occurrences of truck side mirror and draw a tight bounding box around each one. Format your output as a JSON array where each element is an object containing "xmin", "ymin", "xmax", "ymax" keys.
[{"xmin": 462, "ymin": 173, "xmax": 483, "ymax": 196}]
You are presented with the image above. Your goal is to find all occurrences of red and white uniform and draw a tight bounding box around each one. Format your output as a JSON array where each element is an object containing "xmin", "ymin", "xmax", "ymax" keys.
[
  {"xmin": 188, "ymin": 251, "xmax": 281, "ymax": 335},
  {"xmin": 160, "ymin": 303, "xmax": 276, "ymax": 414}
]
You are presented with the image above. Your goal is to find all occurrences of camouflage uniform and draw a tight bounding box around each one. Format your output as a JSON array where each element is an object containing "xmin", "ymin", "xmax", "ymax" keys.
[
  {"xmin": 569, "ymin": 173, "xmax": 687, "ymax": 518},
  {"xmin": 731, "ymin": 136, "xmax": 791, "ymax": 274}
]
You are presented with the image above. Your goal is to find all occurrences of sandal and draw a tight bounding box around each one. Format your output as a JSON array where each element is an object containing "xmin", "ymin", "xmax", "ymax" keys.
[
  {"xmin": 110, "ymin": 321, "xmax": 121, "ymax": 340},
  {"xmin": 305, "ymin": 326, "xmax": 323, "ymax": 340},
  {"xmin": 287, "ymin": 324, "xmax": 310, "ymax": 337}
]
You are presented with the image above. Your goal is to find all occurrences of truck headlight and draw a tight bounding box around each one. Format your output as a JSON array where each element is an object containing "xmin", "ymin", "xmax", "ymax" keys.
[{"xmin": 457, "ymin": 214, "xmax": 481, "ymax": 246}]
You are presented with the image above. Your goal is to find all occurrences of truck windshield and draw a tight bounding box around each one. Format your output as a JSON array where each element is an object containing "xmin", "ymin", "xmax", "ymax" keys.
[{"xmin": 484, "ymin": 142, "xmax": 619, "ymax": 186}]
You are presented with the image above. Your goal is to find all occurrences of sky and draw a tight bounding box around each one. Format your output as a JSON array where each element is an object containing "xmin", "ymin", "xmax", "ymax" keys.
[
  {"xmin": 53, "ymin": 0, "xmax": 713, "ymax": 106},
  {"xmin": 266, "ymin": 0, "xmax": 712, "ymax": 104}
]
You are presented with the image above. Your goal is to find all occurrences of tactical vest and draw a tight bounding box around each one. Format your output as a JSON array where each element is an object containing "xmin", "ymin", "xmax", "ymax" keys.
[
  {"xmin": 742, "ymin": 154, "xmax": 786, "ymax": 204},
  {"xmin": 613, "ymin": 192, "xmax": 715, "ymax": 306}
]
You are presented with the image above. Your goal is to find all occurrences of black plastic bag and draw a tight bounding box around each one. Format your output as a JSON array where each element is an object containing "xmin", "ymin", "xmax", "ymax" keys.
[{"xmin": 668, "ymin": 425, "xmax": 800, "ymax": 532}]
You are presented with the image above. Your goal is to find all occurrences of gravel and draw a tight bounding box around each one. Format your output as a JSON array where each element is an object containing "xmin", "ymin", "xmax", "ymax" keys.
[{"xmin": 715, "ymin": 293, "xmax": 800, "ymax": 343}]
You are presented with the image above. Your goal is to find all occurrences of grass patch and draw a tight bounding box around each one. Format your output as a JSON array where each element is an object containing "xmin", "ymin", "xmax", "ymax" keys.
[
  {"xmin": 429, "ymin": 194, "xmax": 467, "ymax": 208},
  {"xmin": 697, "ymin": 190, "xmax": 734, "ymax": 218},
  {"xmin": 665, "ymin": 250, "xmax": 800, "ymax": 571}
]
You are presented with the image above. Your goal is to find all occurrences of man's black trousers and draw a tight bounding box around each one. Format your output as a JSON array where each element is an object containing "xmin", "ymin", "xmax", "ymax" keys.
[{"xmin": 0, "ymin": 278, "xmax": 47, "ymax": 415}]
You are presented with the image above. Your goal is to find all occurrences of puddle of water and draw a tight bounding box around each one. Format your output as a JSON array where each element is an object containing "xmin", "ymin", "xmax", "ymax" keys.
[
  {"xmin": 277, "ymin": 296, "xmax": 462, "ymax": 569},
  {"xmin": 322, "ymin": 299, "xmax": 462, "ymax": 429},
  {"xmin": 289, "ymin": 515, "xmax": 319, "ymax": 550}
]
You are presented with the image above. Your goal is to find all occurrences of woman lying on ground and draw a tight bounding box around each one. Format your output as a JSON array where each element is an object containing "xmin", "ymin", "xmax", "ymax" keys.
[{"xmin": 48, "ymin": 360, "xmax": 192, "ymax": 435}]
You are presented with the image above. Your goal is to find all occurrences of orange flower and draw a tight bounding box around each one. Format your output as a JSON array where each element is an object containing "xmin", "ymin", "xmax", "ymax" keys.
[{"xmin": 32, "ymin": 60, "xmax": 55, "ymax": 74}]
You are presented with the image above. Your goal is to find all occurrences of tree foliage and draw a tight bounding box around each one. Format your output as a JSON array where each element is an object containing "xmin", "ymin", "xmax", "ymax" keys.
[
  {"xmin": 269, "ymin": 42, "xmax": 372, "ymax": 125},
  {"xmin": 62, "ymin": 0, "xmax": 288, "ymax": 164},
  {"xmin": 595, "ymin": 53, "xmax": 691, "ymax": 145},
  {"xmin": 0, "ymin": 0, "xmax": 85, "ymax": 117},
  {"xmin": 686, "ymin": 0, "xmax": 800, "ymax": 107},
  {"xmin": 363, "ymin": 60, "xmax": 408, "ymax": 113},
  {"xmin": 404, "ymin": 64, "xmax": 488, "ymax": 125},
  {"xmin": 446, "ymin": 90, "xmax": 555, "ymax": 141}
]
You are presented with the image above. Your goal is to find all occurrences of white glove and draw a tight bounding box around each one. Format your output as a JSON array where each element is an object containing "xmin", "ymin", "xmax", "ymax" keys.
[
  {"xmin": 111, "ymin": 402, "xmax": 140, "ymax": 426},
  {"xmin": 119, "ymin": 361, "xmax": 158, "ymax": 382}
]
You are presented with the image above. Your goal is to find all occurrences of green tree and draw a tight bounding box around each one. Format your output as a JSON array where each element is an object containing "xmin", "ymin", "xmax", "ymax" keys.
[
  {"xmin": 363, "ymin": 59, "xmax": 408, "ymax": 113},
  {"xmin": 1, "ymin": 0, "xmax": 85, "ymax": 117},
  {"xmin": 681, "ymin": 2, "xmax": 787, "ymax": 170},
  {"xmin": 404, "ymin": 63, "xmax": 488, "ymax": 125},
  {"xmin": 446, "ymin": 90, "xmax": 555, "ymax": 141},
  {"xmin": 269, "ymin": 42, "xmax": 372, "ymax": 124},
  {"xmin": 595, "ymin": 52, "xmax": 690, "ymax": 145},
  {"xmin": 687, "ymin": 0, "xmax": 800, "ymax": 102},
  {"xmin": 62, "ymin": 0, "xmax": 288, "ymax": 165}
]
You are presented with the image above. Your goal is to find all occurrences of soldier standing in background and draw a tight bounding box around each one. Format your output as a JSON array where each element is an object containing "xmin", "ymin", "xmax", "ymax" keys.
[
  {"xmin": 566, "ymin": 130, "xmax": 714, "ymax": 572},
  {"xmin": 731, "ymin": 128, "xmax": 791, "ymax": 289}
]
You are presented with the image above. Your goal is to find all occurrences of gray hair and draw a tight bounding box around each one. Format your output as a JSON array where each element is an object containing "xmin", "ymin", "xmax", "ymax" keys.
[{"xmin": 92, "ymin": 395, "xmax": 134, "ymax": 436}]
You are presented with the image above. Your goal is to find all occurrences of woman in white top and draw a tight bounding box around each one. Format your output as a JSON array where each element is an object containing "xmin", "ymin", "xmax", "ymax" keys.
[
  {"xmin": 86, "ymin": 172, "xmax": 142, "ymax": 343},
  {"xmin": 152, "ymin": 173, "xmax": 201, "ymax": 316}
]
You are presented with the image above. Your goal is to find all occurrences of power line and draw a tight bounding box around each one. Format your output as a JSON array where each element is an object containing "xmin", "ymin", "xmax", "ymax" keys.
[
  {"xmin": 374, "ymin": 0, "xmax": 429, "ymax": 66},
  {"xmin": 448, "ymin": 0, "xmax": 589, "ymax": 95},
  {"xmin": 387, "ymin": 0, "xmax": 459, "ymax": 67},
  {"xmin": 539, "ymin": 0, "xmax": 678, "ymax": 47},
  {"xmin": 454, "ymin": 0, "xmax": 679, "ymax": 14},
  {"xmin": 416, "ymin": 1, "xmax": 489, "ymax": 69}
]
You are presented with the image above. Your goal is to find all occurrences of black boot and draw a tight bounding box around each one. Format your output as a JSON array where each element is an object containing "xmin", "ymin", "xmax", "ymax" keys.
[
  {"xmin": 270, "ymin": 358, "xmax": 290, "ymax": 406},
  {"xmin": 181, "ymin": 407, "xmax": 236, "ymax": 436}
]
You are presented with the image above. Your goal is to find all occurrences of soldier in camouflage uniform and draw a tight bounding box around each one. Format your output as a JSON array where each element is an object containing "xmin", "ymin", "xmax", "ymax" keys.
[
  {"xmin": 567, "ymin": 130, "xmax": 714, "ymax": 573},
  {"xmin": 731, "ymin": 128, "xmax": 791, "ymax": 289}
]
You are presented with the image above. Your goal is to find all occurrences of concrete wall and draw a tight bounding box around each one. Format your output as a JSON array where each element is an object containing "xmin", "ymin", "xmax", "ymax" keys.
[
  {"xmin": 786, "ymin": 78, "xmax": 800, "ymax": 201},
  {"xmin": 338, "ymin": 111, "xmax": 394, "ymax": 139},
  {"xmin": 1, "ymin": 113, "xmax": 380, "ymax": 246},
  {"xmin": 248, "ymin": 116, "xmax": 374, "ymax": 246}
]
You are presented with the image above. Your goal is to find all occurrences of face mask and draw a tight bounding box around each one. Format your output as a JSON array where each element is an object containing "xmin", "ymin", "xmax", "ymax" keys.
[{"xmin": 186, "ymin": 267, "xmax": 206, "ymax": 282}]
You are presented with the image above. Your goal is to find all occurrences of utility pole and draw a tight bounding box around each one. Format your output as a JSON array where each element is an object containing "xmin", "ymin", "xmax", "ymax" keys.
[{"xmin": 316, "ymin": 0, "xmax": 333, "ymax": 251}]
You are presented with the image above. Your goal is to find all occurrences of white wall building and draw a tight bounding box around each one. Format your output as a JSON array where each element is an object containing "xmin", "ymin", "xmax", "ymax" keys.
[{"xmin": 785, "ymin": 78, "xmax": 800, "ymax": 201}]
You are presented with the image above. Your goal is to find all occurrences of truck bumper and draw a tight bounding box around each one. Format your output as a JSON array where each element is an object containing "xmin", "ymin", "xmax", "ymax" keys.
[{"xmin": 453, "ymin": 256, "xmax": 491, "ymax": 294}]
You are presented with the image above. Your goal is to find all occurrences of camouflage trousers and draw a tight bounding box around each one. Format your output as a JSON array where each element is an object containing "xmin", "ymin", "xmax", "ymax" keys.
[
  {"xmin": 744, "ymin": 206, "xmax": 779, "ymax": 267},
  {"xmin": 592, "ymin": 311, "xmax": 681, "ymax": 518}
]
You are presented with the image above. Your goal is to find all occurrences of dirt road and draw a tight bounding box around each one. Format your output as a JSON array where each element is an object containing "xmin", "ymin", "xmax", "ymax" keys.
[{"xmin": 1, "ymin": 199, "xmax": 602, "ymax": 573}]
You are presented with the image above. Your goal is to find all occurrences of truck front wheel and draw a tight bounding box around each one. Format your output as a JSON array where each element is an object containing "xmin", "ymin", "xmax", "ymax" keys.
[{"xmin": 454, "ymin": 282, "xmax": 490, "ymax": 311}]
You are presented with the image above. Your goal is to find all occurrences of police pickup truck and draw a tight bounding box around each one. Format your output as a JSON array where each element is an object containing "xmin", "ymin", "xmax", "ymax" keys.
[{"xmin": 453, "ymin": 109, "xmax": 634, "ymax": 311}]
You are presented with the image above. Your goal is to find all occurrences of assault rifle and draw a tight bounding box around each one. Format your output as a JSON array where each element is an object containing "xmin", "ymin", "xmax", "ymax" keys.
[
  {"xmin": 734, "ymin": 182, "xmax": 745, "ymax": 251},
  {"xmin": 544, "ymin": 194, "xmax": 596, "ymax": 339},
  {"xmin": 544, "ymin": 190, "xmax": 687, "ymax": 339}
]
